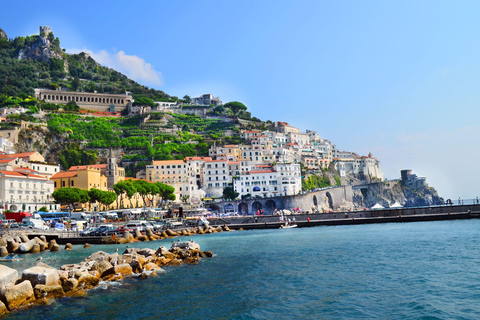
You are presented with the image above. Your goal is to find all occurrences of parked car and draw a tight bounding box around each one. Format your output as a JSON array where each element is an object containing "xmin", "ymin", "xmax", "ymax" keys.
[
  {"xmin": 80, "ymin": 227, "xmax": 98, "ymax": 237},
  {"xmin": 18, "ymin": 221, "xmax": 35, "ymax": 229},
  {"xmin": 94, "ymin": 225, "xmax": 117, "ymax": 236}
]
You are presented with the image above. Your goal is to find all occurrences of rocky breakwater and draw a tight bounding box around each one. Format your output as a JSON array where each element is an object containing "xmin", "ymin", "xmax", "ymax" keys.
[
  {"xmin": 0, "ymin": 240, "xmax": 212, "ymax": 316},
  {"xmin": 0, "ymin": 232, "xmax": 58, "ymax": 256},
  {"xmin": 104, "ymin": 225, "xmax": 231, "ymax": 245}
]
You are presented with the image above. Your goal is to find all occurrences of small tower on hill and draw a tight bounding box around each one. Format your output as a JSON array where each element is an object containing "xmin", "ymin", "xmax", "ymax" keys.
[{"xmin": 106, "ymin": 149, "xmax": 118, "ymax": 189}]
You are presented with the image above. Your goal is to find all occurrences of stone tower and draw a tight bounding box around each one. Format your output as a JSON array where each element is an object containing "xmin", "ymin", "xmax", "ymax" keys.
[
  {"xmin": 39, "ymin": 26, "xmax": 52, "ymax": 38},
  {"xmin": 106, "ymin": 149, "xmax": 118, "ymax": 190}
]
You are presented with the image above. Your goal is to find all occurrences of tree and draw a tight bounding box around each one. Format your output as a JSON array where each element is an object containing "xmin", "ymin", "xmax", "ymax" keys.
[
  {"xmin": 155, "ymin": 182, "xmax": 175, "ymax": 204},
  {"xmin": 181, "ymin": 195, "xmax": 190, "ymax": 204},
  {"xmin": 223, "ymin": 187, "xmax": 239, "ymax": 201},
  {"xmin": 52, "ymin": 187, "xmax": 90, "ymax": 211},
  {"xmin": 132, "ymin": 179, "xmax": 158, "ymax": 207},
  {"xmin": 88, "ymin": 188, "xmax": 103, "ymax": 211},
  {"xmin": 113, "ymin": 180, "xmax": 137, "ymax": 209},
  {"xmin": 99, "ymin": 190, "xmax": 117, "ymax": 210},
  {"xmin": 224, "ymin": 101, "xmax": 247, "ymax": 116},
  {"xmin": 183, "ymin": 95, "xmax": 191, "ymax": 103},
  {"xmin": 38, "ymin": 206, "xmax": 48, "ymax": 212},
  {"xmin": 133, "ymin": 96, "xmax": 155, "ymax": 108},
  {"xmin": 64, "ymin": 100, "xmax": 79, "ymax": 111},
  {"xmin": 71, "ymin": 76, "xmax": 80, "ymax": 92}
]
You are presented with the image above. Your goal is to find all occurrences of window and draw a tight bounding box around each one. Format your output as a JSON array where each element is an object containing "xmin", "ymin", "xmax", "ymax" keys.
[{"xmin": 71, "ymin": 181, "xmax": 74, "ymax": 187}]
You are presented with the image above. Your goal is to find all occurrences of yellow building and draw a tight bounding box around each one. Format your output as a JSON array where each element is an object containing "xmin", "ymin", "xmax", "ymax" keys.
[{"xmin": 50, "ymin": 164, "xmax": 137, "ymax": 210}]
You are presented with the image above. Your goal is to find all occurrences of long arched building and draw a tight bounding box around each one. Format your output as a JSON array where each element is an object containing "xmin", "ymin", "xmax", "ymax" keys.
[{"xmin": 34, "ymin": 89, "xmax": 134, "ymax": 112}]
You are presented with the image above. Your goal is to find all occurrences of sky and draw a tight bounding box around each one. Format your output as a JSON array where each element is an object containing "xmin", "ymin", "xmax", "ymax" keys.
[{"xmin": 1, "ymin": 0, "xmax": 480, "ymax": 200}]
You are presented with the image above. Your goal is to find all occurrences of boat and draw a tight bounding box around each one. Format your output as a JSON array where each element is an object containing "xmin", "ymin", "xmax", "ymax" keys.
[
  {"xmin": 0, "ymin": 255, "xmax": 23, "ymax": 262},
  {"xmin": 280, "ymin": 224, "xmax": 298, "ymax": 229}
]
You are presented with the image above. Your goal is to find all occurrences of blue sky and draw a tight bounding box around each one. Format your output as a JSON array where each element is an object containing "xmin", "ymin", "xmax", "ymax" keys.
[{"xmin": 2, "ymin": 0, "xmax": 480, "ymax": 200}]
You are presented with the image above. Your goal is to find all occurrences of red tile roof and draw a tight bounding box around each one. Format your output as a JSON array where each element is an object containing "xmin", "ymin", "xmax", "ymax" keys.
[{"xmin": 51, "ymin": 171, "xmax": 78, "ymax": 179}]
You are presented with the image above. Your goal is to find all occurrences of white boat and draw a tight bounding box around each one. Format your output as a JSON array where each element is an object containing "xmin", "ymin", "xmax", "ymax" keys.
[{"xmin": 280, "ymin": 224, "xmax": 298, "ymax": 229}]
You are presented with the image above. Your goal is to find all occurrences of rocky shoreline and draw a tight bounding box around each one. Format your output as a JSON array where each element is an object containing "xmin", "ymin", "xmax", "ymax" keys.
[{"xmin": 0, "ymin": 237, "xmax": 213, "ymax": 316}]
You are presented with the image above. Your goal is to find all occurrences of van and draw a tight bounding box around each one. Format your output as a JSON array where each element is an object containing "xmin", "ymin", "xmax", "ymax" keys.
[{"xmin": 126, "ymin": 221, "xmax": 151, "ymax": 232}]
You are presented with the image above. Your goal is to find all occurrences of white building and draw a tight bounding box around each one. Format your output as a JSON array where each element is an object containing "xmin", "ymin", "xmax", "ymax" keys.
[
  {"xmin": 233, "ymin": 163, "xmax": 301, "ymax": 199},
  {"xmin": 203, "ymin": 159, "xmax": 231, "ymax": 197},
  {"xmin": 0, "ymin": 169, "xmax": 58, "ymax": 212},
  {"xmin": 191, "ymin": 94, "xmax": 222, "ymax": 106}
]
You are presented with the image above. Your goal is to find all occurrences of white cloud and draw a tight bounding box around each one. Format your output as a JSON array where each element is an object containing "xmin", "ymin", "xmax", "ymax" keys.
[{"xmin": 67, "ymin": 48, "xmax": 164, "ymax": 86}]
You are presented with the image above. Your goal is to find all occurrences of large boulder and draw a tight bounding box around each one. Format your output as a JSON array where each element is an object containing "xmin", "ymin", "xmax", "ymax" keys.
[
  {"xmin": 101, "ymin": 263, "xmax": 133, "ymax": 278},
  {"xmin": 155, "ymin": 246, "xmax": 175, "ymax": 259},
  {"xmin": 0, "ymin": 300, "xmax": 8, "ymax": 316},
  {"xmin": 18, "ymin": 239, "xmax": 37, "ymax": 253},
  {"xmin": 90, "ymin": 260, "xmax": 113, "ymax": 275},
  {"xmin": 0, "ymin": 265, "xmax": 18, "ymax": 289},
  {"xmin": 143, "ymin": 263, "xmax": 162, "ymax": 272},
  {"xmin": 137, "ymin": 248, "xmax": 156, "ymax": 257},
  {"xmin": 85, "ymin": 251, "xmax": 111, "ymax": 262},
  {"xmin": 77, "ymin": 273, "xmax": 100, "ymax": 290},
  {"xmin": 0, "ymin": 247, "xmax": 8, "ymax": 256},
  {"xmin": 22, "ymin": 267, "xmax": 60, "ymax": 287},
  {"xmin": 0, "ymin": 280, "xmax": 35, "ymax": 311},
  {"xmin": 6, "ymin": 240, "xmax": 18, "ymax": 253},
  {"xmin": 60, "ymin": 278, "xmax": 78, "ymax": 293},
  {"xmin": 129, "ymin": 260, "xmax": 143, "ymax": 273},
  {"xmin": 170, "ymin": 240, "xmax": 200, "ymax": 251},
  {"xmin": 33, "ymin": 284, "xmax": 65, "ymax": 299}
]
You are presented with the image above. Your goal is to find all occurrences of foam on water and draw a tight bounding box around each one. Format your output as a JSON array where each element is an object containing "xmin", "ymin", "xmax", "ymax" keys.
[{"xmin": 6, "ymin": 219, "xmax": 480, "ymax": 319}]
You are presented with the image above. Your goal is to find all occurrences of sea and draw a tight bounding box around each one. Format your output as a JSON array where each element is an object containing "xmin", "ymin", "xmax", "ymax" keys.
[{"xmin": 6, "ymin": 219, "xmax": 480, "ymax": 319}]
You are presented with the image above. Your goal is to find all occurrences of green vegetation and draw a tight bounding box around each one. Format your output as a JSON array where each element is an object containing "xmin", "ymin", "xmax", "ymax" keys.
[
  {"xmin": 302, "ymin": 174, "xmax": 332, "ymax": 191},
  {"xmin": 52, "ymin": 187, "xmax": 90, "ymax": 209},
  {"xmin": 334, "ymin": 175, "xmax": 341, "ymax": 186},
  {"xmin": 223, "ymin": 187, "xmax": 239, "ymax": 201}
]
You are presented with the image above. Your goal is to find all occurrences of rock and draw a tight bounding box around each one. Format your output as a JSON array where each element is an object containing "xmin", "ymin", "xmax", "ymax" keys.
[
  {"xmin": 0, "ymin": 280, "xmax": 35, "ymax": 311},
  {"xmin": 61, "ymin": 278, "xmax": 77, "ymax": 293},
  {"xmin": 36, "ymin": 262, "xmax": 56, "ymax": 270},
  {"xmin": 117, "ymin": 238, "xmax": 128, "ymax": 244},
  {"xmin": 84, "ymin": 243, "xmax": 91, "ymax": 248},
  {"xmin": 154, "ymin": 256, "xmax": 170, "ymax": 266},
  {"xmin": 137, "ymin": 248, "xmax": 156, "ymax": 257},
  {"xmin": 156, "ymin": 247, "xmax": 175, "ymax": 260},
  {"xmin": 90, "ymin": 260, "xmax": 113, "ymax": 275},
  {"xmin": 6, "ymin": 240, "xmax": 18, "ymax": 253},
  {"xmin": 77, "ymin": 273, "xmax": 100, "ymax": 290},
  {"xmin": 134, "ymin": 229, "xmax": 142, "ymax": 238},
  {"xmin": 20, "ymin": 235, "xmax": 29, "ymax": 243},
  {"xmin": 0, "ymin": 247, "xmax": 8, "ymax": 256},
  {"xmin": 145, "ymin": 229, "xmax": 153, "ymax": 237},
  {"xmin": 22, "ymin": 267, "xmax": 60, "ymax": 287},
  {"xmin": 39, "ymin": 236, "xmax": 47, "ymax": 243},
  {"xmin": 143, "ymin": 263, "xmax": 162, "ymax": 271},
  {"xmin": 137, "ymin": 235, "xmax": 148, "ymax": 241},
  {"xmin": 86, "ymin": 251, "xmax": 111, "ymax": 262},
  {"xmin": 166, "ymin": 259, "xmax": 181, "ymax": 266},
  {"xmin": 38, "ymin": 242, "xmax": 47, "ymax": 251},
  {"xmin": 33, "ymin": 284, "xmax": 65, "ymax": 299},
  {"xmin": 50, "ymin": 244, "xmax": 59, "ymax": 251},
  {"xmin": 30, "ymin": 244, "xmax": 40, "ymax": 253},
  {"xmin": 0, "ymin": 300, "xmax": 8, "ymax": 316},
  {"xmin": 170, "ymin": 240, "xmax": 200, "ymax": 251},
  {"xmin": 161, "ymin": 231, "xmax": 169, "ymax": 238},
  {"xmin": 129, "ymin": 260, "xmax": 143, "ymax": 273},
  {"xmin": 0, "ymin": 265, "xmax": 18, "ymax": 289},
  {"xmin": 18, "ymin": 239, "xmax": 37, "ymax": 253},
  {"xmin": 48, "ymin": 240, "xmax": 57, "ymax": 250},
  {"xmin": 102, "ymin": 263, "xmax": 133, "ymax": 278},
  {"xmin": 0, "ymin": 28, "xmax": 7, "ymax": 41},
  {"xmin": 13, "ymin": 237, "xmax": 21, "ymax": 244},
  {"xmin": 65, "ymin": 243, "xmax": 72, "ymax": 250},
  {"xmin": 102, "ymin": 273, "xmax": 123, "ymax": 282},
  {"xmin": 204, "ymin": 251, "xmax": 214, "ymax": 257},
  {"xmin": 166, "ymin": 229, "xmax": 178, "ymax": 237}
]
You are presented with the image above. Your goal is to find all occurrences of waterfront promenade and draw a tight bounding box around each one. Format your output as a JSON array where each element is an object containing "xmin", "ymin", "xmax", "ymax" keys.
[{"xmin": 14, "ymin": 203, "xmax": 479, "ymax": 244}]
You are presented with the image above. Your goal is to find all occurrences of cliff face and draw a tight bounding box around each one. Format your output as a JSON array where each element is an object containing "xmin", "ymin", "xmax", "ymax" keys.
[
  {"xmin": 353, "ymin": 180, "xmax": 444, "ymax": 209},
  {"xmin": 16, "ymin": 27, "xmax": 66, "ymax": 71}
]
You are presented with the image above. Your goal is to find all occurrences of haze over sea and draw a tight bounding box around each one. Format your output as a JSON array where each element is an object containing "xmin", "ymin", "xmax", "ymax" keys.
[{"xmin": 7, "ymin": 220, "xmax": 480, "ymax": 319}]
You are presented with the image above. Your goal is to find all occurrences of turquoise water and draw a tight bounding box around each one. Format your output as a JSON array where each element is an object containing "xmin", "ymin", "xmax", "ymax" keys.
[{"xmin": 6, "ymin": 220, "xmax": 480, "ymax": 319}]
